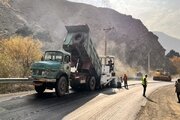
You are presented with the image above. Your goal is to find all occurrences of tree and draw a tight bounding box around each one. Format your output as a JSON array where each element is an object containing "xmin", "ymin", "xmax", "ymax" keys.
[
  {"xmin": 0, "ymin": 36, "xmax": 42, "ymax": 77},
  {"xmin": 0, "ymin": 53, "xmax": 17, "ymax": 77}
]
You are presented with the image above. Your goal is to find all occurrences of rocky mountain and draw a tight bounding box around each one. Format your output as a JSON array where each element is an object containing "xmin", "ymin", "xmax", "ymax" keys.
[
  {"xmin": 154, "ymin": 31, "xmax": 180, "ymax": 54},
  {"xmin": 0, "ymin": 1, "xmax": 23, "ymax": 38},
  {"xmin": 0, "ymin": 0, "xmax": 176, "ymax": 73}
]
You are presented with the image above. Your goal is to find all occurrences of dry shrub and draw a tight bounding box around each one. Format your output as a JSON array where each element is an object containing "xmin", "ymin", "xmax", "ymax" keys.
[
  {"xmin": 170, "ymin": 56, "xmax": 180, "ymax": 74},
  {"xmin": 0, "ymin": 35, "xmax": 42, "ymax": 77}
]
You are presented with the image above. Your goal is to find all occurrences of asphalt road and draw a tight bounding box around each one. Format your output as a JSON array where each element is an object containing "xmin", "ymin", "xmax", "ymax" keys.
[{"xmin": 0, "ymin": 80, "xmax": 174, "ymax": 120}]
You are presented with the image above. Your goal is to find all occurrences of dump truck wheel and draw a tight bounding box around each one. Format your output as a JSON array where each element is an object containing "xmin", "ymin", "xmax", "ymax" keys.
[
  {"xmin": 35, "ymin": 85, "xmax": 46, "ymax": 94},
  {"xmin": 87, "ymin": 76, "xmax": 96, "ymax": 91},
  {"xmin": 55, "ymin": 76, "xmax": 67, "ymax": 97}
]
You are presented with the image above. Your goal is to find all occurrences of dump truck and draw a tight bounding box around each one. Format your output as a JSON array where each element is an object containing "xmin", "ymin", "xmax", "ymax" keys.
[
  {"xmin": 63, "ymin": 25, "xmax": 102, "ymax": 91},
  {"xmin": 153, "ymin": 69, "xmax": 171, "ymax": 81},
  {"xmin": 30, "ymin": 24, "xmax": 117, "ymax": 96}
]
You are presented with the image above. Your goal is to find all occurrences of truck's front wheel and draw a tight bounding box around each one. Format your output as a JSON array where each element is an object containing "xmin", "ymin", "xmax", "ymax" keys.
[
  {"xmin": 87, "ymin": 76, "xmax": 96, "ymax": 91},
  {"xmin": 55, "ymin": 76, "xmax": 68, "ymax": 97},
  {"xmin": 35, "ymin": 85, "xmax": 46, "ymax": 94}
]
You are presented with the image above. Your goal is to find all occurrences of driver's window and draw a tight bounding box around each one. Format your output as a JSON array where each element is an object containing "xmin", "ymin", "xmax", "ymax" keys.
[{"xmin": 64, "ymin": 55, "xmax": 70, "ymax": 63}]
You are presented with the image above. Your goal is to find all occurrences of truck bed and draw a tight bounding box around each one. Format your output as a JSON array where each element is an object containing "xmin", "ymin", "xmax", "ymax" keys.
[{"xmin": 63, "ymin": 25, "xmax": 102, "ymax": 78}]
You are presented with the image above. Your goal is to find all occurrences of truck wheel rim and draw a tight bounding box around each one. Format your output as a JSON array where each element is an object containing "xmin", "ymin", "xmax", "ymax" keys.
[
  {"xmin": 58, "ymin": 79, "xmax": 66, "ymax": 95},
  {"xmin": 59, "ymin": 79, "xmax": 66, "ymax": 92}
]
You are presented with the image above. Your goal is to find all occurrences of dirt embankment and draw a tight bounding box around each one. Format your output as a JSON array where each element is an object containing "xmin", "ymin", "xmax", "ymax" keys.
[{"xmin": 136, "ymin": 85, "xmax": 180, "ymax": 120}]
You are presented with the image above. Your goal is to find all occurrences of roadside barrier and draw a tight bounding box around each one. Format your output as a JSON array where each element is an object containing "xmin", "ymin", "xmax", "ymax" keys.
[{"xmin": 0, "ymin": 78, "xmax": 32, "ymax": 84}]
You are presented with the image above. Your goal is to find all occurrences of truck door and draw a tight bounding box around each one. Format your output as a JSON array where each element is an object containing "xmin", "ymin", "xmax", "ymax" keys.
[{"xmin": 64, "ymin": 55, "xmax": 71, "ymax": 77}]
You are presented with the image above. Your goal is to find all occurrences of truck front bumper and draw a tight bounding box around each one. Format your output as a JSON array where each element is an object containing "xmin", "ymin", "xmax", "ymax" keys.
[{"xmin": 30, "ymin": 78, "xmax": 56, "ymax": 86}]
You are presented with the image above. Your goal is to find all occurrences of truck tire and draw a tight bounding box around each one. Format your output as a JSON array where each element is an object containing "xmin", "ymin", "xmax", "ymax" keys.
[
  {"xmin": 55, "ymin": 76, "xmax": 68, "ymax": 97},
  {"xmin": 87, "ymin": 76, "xmax": 96, "ymax": 91},
  {"xmin": 35, "ymin": 85, "xmax": 46, "ymax": 94}
]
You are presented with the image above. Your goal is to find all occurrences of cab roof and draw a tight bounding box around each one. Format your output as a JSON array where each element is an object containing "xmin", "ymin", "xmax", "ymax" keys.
[{"xmin": 45, "ymin": 50, "xmax": 70, "ymax": 55}]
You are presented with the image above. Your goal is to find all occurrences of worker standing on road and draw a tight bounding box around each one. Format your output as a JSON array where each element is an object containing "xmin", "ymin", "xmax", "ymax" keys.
[
  {"xmin": 175, "ymin": 79, "xmax": 180, "ymax": 103},
  {"xmin": 142, "ymin": 75, "xmax": 148, "ymax": 97},
  {"xmin": 123, "ymin": 74, "xmax": 128, "ymax": 89}
]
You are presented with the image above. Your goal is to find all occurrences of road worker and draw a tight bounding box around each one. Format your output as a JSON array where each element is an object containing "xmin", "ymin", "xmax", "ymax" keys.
[
  {"xmin": 108, "ymin": 59, "xmax": 114, "ymax": 72},
  {"xmin": 142, "ymin": 75, "xmax": 148, "ymax": 97},
  {"xmin": 123, "ymin": 74, "xmax": 128, "ymax": 89},
  {"xmin": 175, "ymin": 79, "xmax": 180, "ymax": 103}
]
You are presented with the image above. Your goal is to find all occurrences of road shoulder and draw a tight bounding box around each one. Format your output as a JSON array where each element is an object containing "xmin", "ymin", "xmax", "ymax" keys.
[{"xmin": 136, "ymin": 85, "xmax": 180, "ymax": 120}]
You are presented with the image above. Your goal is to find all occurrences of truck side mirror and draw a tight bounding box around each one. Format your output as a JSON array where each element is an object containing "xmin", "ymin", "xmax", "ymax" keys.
[{"xmin": 64, "ymin": 55, "xmax": 70, "ymax": 63}]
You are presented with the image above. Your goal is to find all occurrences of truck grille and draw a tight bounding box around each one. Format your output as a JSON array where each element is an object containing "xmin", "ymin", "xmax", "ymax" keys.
[{"xmin": 33, "ymin": 70, "xmax": 43, "ymax": 75}]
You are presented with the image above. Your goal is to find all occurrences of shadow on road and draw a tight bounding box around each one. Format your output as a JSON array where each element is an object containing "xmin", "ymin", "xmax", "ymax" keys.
[
  {"xmin": 0, "ymin": 88, "xmax": 117, "ymax": 120},
  {"xmin": 98, "ymin": 88, "xmax": 119, "ymax": 95}
]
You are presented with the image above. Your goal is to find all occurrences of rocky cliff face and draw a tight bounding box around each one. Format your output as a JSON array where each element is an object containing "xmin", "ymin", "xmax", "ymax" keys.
[
  {"xmin": 0, "ymin": 1, "xmax": 23, "ymax": 38},
  {"xmin": 0, "ymin": 0, "xmax": 175, "ymax": 73}
]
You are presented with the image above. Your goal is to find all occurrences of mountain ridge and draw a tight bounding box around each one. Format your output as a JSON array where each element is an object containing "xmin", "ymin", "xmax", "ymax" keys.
[
  {"xmin": 153, "ymin": 31, "xmax": 180, "ymax": 54},
  {"xmin": 0, "ymin": 0, "xmax": 176, "ymax": 73}
]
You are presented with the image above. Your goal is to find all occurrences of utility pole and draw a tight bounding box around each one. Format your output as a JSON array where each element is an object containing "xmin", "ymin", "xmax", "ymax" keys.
[
  {"xmin": 148, "ymin": 50, "xmax": 151, "ymax": 74},
  {"xmin": 103, "ymin": 27, "xmax": 114, "ymax": 56},
  {"xmin": 105, "ymin": 39, "xmax": 107, "ymax": 56}
]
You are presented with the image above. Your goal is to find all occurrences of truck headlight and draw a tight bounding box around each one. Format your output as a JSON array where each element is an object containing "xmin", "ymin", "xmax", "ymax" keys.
[{"xmin": 42, "ymin": 70, "xmax": 49, "ymax": 76}]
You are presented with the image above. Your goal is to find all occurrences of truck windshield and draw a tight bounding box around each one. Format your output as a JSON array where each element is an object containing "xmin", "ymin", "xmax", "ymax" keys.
[{"xmin": 44, "ymin": 51, "xmax": 63, "ymax": 62}]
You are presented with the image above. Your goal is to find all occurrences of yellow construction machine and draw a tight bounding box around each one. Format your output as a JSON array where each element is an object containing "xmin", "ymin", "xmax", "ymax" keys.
[{"xmin": 153, "ymin": 69, "xmax": 171, "ymax": 81}]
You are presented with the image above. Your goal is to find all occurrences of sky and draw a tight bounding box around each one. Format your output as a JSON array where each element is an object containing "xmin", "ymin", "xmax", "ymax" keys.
[{"xmin": 68, "ymin": 0, "xmax": 180, "ymax": 39}]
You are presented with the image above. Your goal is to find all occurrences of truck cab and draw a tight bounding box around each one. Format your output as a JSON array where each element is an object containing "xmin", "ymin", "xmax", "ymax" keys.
[{"xmin": 31, "ymin": 50, "xmax": 71, "ymax": 96}]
